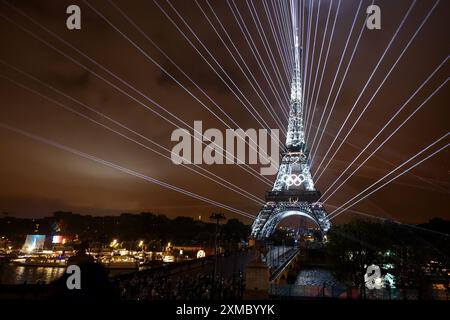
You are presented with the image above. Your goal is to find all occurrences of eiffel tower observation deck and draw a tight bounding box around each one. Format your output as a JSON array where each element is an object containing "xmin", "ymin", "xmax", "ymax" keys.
[{"xmin": 250, "ymin": 29, "xmax": 331, "ymax": 240}]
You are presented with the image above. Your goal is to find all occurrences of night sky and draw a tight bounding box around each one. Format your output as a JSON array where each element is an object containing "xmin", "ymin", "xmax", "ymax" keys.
[{"xmin": 0, "ymin": 0, "xmax": 448, "ymax": 224}]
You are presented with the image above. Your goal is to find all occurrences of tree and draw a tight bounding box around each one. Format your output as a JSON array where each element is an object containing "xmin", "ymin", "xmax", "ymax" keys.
[{"xmin": 326, "ymin": 219, "xmax": 450, "ymax": 299}]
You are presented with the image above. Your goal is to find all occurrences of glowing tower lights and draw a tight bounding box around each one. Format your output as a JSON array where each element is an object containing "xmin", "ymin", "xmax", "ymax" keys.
[{"xmin": 251, "ymin": 0, "xmax": 331, "ymax": 240}]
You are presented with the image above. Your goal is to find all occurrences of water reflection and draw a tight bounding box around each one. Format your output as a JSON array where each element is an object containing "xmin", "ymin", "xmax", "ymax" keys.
[
  {"xmin": 0, "ymin": 264, "xmax": 66, "ymax": 285},
  {"xmin": 295, "ymin": 268, "xmax": 342, "ymax": 287}
]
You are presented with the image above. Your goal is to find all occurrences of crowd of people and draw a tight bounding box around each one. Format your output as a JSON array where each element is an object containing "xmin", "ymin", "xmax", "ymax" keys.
[{"xmin": 113, "ymin": 271, "xmax": 245, "ymax": 300}]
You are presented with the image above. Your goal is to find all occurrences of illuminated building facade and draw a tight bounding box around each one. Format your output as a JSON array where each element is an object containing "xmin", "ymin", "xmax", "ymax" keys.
[{"xmin": 22, "ymin": 234, "xmax": 46, "ymax": 252}]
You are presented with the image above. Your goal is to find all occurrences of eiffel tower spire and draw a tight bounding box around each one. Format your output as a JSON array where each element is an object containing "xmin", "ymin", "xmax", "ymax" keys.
[
  {"xmin": 286, "ymin": 31, "xmax": 305, "ymax": 151},
  {"xmin": 250, "ymin": 6, "xmax": 331, "ymax": 240}
]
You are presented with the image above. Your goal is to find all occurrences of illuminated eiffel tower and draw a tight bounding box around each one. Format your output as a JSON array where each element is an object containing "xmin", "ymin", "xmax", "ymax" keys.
[{"xmin": 250, "ymin": 30, "xmax": 331, "ymax": 241}]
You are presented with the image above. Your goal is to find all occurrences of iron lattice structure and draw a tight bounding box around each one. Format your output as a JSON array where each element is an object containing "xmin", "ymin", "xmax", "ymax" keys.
[{"xmin": 250, "ymin": 42, "xmax": 331, "ymax": 240}]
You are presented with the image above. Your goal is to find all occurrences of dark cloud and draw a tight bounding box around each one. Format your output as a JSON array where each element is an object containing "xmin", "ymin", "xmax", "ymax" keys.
[{"xmin": 0, "ymin": 0, "xmax": 448, "ymax": 225}]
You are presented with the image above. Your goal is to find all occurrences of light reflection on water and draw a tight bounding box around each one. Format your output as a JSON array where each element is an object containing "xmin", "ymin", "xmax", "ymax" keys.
[
  {"xmin": 2, "ymin": 265, "xmax": 343, "ymax": 287},
  {"xmin": 0, "ymin": 264, "xmax": 66, "ymax": 285},
  {"xmin": 295, "ymin": 268, "xmax": 343, "ymax": 287},
  {"xmin": 0, "ymin": 264, "xmax": 137, "ymax": 285}
]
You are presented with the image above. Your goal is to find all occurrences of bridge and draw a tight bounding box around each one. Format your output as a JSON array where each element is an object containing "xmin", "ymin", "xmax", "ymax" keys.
[{"xmin": 267, "ymin": 246, "xmax": 300, "ymax": 282}]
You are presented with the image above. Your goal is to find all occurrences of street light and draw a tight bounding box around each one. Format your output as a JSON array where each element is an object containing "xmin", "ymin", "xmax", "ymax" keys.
[{"xmin": 209, "ymin": 213, "xmax": 226, "ymax": 300}]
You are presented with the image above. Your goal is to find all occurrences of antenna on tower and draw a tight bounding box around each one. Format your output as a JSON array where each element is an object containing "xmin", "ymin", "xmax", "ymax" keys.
[{"xmin": 290, "ymin": 0, "xmax": 301, "ymax": 74}]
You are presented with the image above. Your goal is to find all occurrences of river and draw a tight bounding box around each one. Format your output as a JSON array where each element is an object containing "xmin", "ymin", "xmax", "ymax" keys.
[
  {"xmin": 0, "ymin": 264, "xmax": 66, "ymax": 285},
  {"xmin": 294, "ymin": 267, "xmax": 343, "ymax": 287},
  {"xmin": 0, "ymin": 264, "xmax": 142, "ymax": 285}
]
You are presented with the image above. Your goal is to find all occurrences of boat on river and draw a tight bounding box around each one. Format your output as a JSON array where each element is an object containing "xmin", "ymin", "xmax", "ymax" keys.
[{"xmin": 13, "ymin": 256, "xmax": 67, "ymax": 267}]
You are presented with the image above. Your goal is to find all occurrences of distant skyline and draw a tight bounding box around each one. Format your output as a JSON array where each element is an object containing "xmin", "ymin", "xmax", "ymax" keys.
[{"xmin": 0, "ymin": 0, "xmax": 448, "ymax": 224}]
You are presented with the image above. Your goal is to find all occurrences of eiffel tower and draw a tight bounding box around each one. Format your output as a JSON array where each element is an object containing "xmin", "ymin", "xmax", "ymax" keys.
[{"xmin": 250, "ymin": 32, "xmax": 331, "ymax": 241}]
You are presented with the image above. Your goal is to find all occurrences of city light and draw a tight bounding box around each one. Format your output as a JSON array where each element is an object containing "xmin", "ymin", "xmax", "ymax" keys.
[
  {"xmin": 0, "ymin": 0, "xmax": 446, "ymax": 306},
  {"xmin": 110, "ymin": 239, "xmax": 118, "ymax": 248}
]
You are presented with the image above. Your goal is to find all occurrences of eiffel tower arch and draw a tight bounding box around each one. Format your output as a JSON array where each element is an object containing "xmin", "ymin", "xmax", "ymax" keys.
[
  {"xmin": 250, "ymin": 36, "xmax": 331, "ymax": 241},
  {"xmin": 254, "ymin": 202, "xmax": 330, "ymax": 240}
]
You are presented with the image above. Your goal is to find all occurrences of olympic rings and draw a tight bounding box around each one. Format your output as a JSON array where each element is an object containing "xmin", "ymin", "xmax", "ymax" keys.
[{"xmin": 282, "ymin": 174, "xmax": 305, "ymax": 187}]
